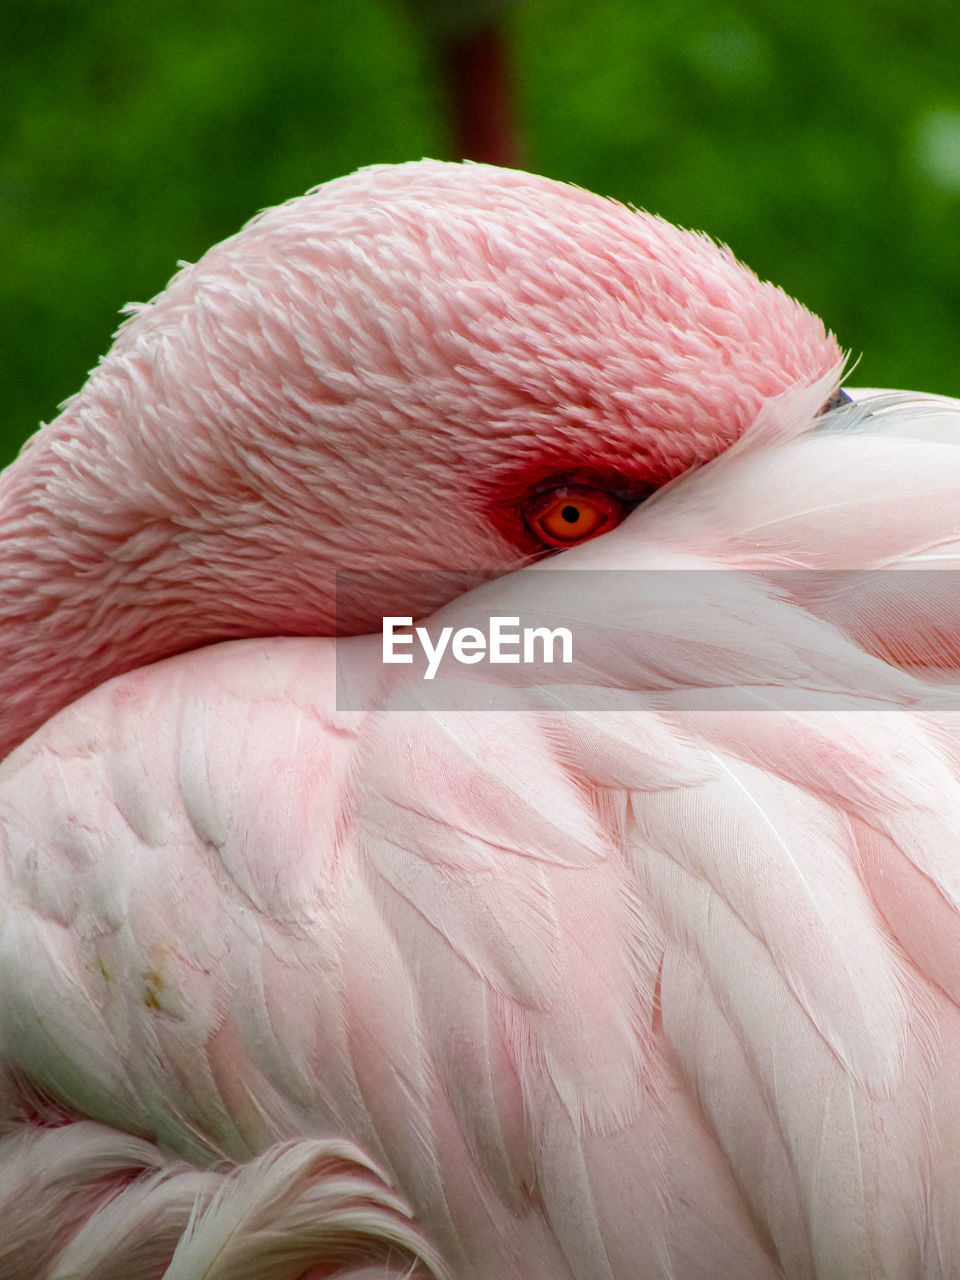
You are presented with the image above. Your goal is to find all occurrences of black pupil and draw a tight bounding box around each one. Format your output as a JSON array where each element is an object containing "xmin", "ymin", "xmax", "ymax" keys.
[{"xmin": 561, "ymin": 505, "xmax": 581, "ymax": 524}]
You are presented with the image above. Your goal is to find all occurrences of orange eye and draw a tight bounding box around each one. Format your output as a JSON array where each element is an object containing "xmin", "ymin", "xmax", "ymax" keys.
[{"xmin": 524, "ymin": 486, "xmax": 626, "ymax": 548}]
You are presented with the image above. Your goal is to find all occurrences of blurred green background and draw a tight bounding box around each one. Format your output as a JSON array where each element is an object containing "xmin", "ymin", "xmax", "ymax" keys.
[{"xmin": 2, "ymin": 0, "xmax": 959, "ymax": 467}]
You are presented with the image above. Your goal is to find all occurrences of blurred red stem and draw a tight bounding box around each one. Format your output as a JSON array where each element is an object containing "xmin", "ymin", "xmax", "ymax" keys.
[{"xmin": 441, "ymin": 23, "xmax": 519, "ymax": 168}]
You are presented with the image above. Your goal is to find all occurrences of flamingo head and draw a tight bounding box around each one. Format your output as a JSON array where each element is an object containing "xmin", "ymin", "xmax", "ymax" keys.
[{"xmin": 1, "ymin": 160, "xmax": 842, "ymax": 753}]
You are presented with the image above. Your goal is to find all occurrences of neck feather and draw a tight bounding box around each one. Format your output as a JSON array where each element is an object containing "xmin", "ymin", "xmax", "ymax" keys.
[{"xmin": 0, "ymin": 430, "xmax": 340, "ymax": 762}]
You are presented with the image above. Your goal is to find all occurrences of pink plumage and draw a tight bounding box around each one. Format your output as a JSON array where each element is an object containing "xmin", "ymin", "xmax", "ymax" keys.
[{"xmin": 1, "ymin": 160, "xmax": 959, "ymax": 1278}]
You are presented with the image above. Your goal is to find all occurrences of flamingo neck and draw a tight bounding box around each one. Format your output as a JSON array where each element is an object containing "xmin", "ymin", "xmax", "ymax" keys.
[{"xmin": 0, "ymin": 435, "xmax": 341, "ymax": 763}]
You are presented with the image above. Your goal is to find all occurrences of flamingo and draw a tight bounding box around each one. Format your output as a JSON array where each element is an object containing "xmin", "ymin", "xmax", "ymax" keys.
[{"xmin": 1, "ymin": 159, "xmax": 960, "ymax": 1279}]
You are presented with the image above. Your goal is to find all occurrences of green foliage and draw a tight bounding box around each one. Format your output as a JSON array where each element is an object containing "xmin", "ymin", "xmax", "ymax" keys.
[
  {"xmin": 517, "ymin": 0, "xmax": 960, "ymax": 401},
  {"xmin": 2, "ymin": 0, "xmax": 959, "ymax": 466}
]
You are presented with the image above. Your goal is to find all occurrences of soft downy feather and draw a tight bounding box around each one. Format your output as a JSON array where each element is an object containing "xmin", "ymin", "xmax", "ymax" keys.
[{"xmin": 0, "ymin": 1123, "xmax": 443, "ymax": 1280}]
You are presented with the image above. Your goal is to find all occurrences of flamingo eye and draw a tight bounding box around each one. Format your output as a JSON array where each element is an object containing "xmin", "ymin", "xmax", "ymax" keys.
[{"xmin": 524, "ymin": 486, "xmax": 627, "ymax": 548}]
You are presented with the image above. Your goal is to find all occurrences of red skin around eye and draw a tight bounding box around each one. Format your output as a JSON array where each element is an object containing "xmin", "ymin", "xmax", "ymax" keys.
[{"xmin": 482, "ymin": 461, "xmax": 657, "ymax": 552}]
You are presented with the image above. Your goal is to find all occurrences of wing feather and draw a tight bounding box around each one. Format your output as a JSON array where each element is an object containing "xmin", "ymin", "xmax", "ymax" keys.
[{"xmin": 5, "ymin": 389, "xmax": 960, "ymax": 1275}]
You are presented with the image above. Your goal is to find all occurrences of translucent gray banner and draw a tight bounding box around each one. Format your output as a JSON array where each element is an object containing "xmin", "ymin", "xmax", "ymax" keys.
[{"xmin": 334, "ymin": 569, "xmax": 960, "ymax": 712}]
